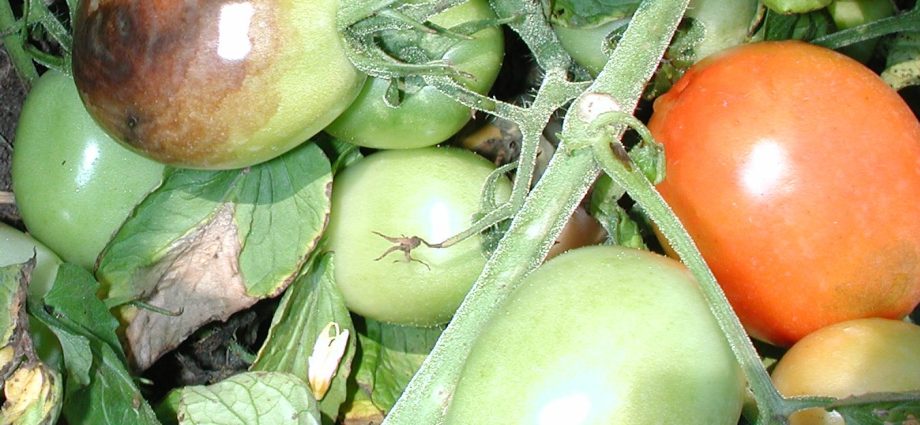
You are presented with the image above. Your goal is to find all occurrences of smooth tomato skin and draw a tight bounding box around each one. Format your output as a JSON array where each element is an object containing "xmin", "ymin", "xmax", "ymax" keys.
[
  {"xmin": 0, "ymin": 222, "xmax": 62, "ymax": 298},
  {"xmin": 650, "ymin": 41, "xmax": 920, "ymax": 346},
  {"xmin": 444, "ymin": 246, "xmax": 744, "ymax": 425},
  {"xmin": 771, "ymin": 318, "xmax": 920, "ymax": 425},
  {"xmin": 553, "ymin": 0, "xmax": 758, "ymax": 76},
  {"xmin": 325, "ymin": 147, "xmax": 510, "ymax": 326},
  {"xmin": 72, "ymin": 0, "xmax": 365, "ymax": 169},
  {"xmin": 324, "ymin": 0, "xmax": 504, "ymax": 149},
  {"xmin": 0, "ymin": 222, "xmax": 64, "ymax": 368},
  {"xmin": 12, "ymin": 70, "xmax": 166, "ymax": 270}
]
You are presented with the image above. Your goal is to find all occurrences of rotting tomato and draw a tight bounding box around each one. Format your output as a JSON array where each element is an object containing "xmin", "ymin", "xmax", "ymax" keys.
[
  {"xmin": 12, "ymin": 70, "xmax": 166, "ymax": 271},
  {"xmin": 72, "ymin": 0, "xmax": 366, "ymax": 169},
  {"xmin": 649, "ymin": 41, "xmax": 920, "ymax": 346},
  {"xmin": 771, "ymin": 318, "xmax": 920, "ymax": 425},
  {"xmin": 444, "ymin": 245, "xmax": 745, "ymax": 425},
  {"xmin": 324, "ymin": 0, "xmax": 504, "ymax": 149},
  {"xmin": 325, "ymin": 147, "xmax": 510, "ymax": 326}
]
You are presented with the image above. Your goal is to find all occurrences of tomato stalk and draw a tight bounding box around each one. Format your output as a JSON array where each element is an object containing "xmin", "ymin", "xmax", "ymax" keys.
[
  {"xmin": 586, "ymin": 115, "xmax": 789, "ymax": 425},
  {"xmin": 0, "ymin": 0, "xmax": 38, "ymax": 87},
  {"xmin": 383, "ymin": 0, "xmax": 690, "ymax": 423}
]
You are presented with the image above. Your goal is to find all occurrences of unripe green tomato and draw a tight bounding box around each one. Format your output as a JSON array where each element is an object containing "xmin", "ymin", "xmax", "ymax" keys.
[
  {"xmin": 828, "ymin": 0, "xmax": 896, "ymax": 62},
  {"xmin": 445, "ymin": 246, "xmax": 745, "ymax": 425},
  {"xmin": 0, "ymin": 222, "xmax": 61, "ymax": 298},
  {"xmin": 325, "ymin": 147, "xmax": 510, "ymax": 326},
  {"xmin": 324, "ymin": 0, "xmax": 504, "ymax": 149},
  {"xmin": 765, "ymin": 0, "xmax": 833, "ymax": 13},
  {"xmin": 553, "ymin": 0, "xmax": 759, "ymax": 76},
  {"xmin": 771, "ymin": 318, "xmax": 920, "ymax": 425},
  {"xmin": 12, "ymin": 70, "xmax": 166, "ymax": 270},
  {"xmin": 0, "ymin": 222, "xmax": 63, "ymax": 369},
  {"xmin": 72, "ymin": 0, "xmax": 366, "ymax": 169}
]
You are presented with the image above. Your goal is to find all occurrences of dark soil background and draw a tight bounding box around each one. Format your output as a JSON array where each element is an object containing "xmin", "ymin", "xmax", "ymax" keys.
[{"xmin": 0, "ymin": 47, "xmax": 25, "ymax": 226}]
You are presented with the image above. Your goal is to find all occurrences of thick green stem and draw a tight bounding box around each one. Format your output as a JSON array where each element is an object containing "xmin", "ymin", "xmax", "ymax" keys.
[
  {"xmin": 382, "ymin": 1, "xmax": 689, "ymax": 423},
  {"xmin": 591, "ymin": 138, "xmax": 788, "ymax": 425},
  {"xmin": 0, "ymin": 0, "xmax": 38, "ymax": 87}
]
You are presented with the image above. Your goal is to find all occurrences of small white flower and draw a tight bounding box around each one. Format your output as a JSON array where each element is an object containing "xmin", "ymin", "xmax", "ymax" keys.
[{"xmin": 307, "ymin": 322, "xmax": 350, "ymax": 400}]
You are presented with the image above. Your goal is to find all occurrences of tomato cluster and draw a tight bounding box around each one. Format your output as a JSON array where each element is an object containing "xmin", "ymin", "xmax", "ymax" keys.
[{"xmin": 4, "ymin": 0, "xmax": 920, "ymax": 424}]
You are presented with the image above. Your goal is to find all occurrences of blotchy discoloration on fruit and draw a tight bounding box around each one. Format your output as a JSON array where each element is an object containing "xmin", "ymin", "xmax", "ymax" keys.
[
  {"xmin": 74, "ymin": 1, "xmax": 276, "ymax": 165},
  {"xmin": 72, "ymin": 0, "xmax": 365, "ymax": 169}
]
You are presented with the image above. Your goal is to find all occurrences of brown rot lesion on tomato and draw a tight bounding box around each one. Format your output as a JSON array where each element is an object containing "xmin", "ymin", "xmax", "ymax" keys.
[{"xmin": 371, "ymin": 231, "xmax": 441, "ymax": 270}]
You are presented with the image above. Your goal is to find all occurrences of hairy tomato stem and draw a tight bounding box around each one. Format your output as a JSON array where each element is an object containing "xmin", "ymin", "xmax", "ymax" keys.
[
  {"xmin": 383, "ymin": 0, "xmax": 690, "ymax": 423},
  {"xmin": 0, "ymin": 0, "xmax": 39, "ymax": 87}
]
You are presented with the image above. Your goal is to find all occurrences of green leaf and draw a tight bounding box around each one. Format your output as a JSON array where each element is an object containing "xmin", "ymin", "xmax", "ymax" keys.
[
  {"xmin": 0, "ymin": 261, "xmax": 64, "ymax": 425},
  {"xmin": 97, "ymin": 142, "xmax": 332, "ymax": 370},
  {"xmin": 177, "ymin": 372, "xmax": 320, "ymax": 425},
  {"xmin": 45, "ymin": 327, "xmax": 92, "ymax": 387},
  {"xmin": 832, "ymin": 392, "xmax": 920, "ymax": 424},
  {"xmin": 882, "ymin": 31, "xmax": 920, "ymax": 90},
  {"xmin": 27, "ymin": 265, "xmax": 160, "ymax": 425},
  {"xmin": 44, "ymin": 265, "xmax": 122, "ymax": 357},
  {"xmin": 353, "ymin": 320, "xmax": 443, "ymax": 413},
  {"xmin": 588, "ymin": 175, "xmax": 648, "ymax": 250},
  {"xmin": 548, "ymin": 0, "xmax": 642, "ymax": 28},
  {"xmin": 760, "ymin": 8, "xmax": 836, "ymax": 41},
  {"xmin": 250, "ymin": 253, "xmax": 355, "ymax": 423}
]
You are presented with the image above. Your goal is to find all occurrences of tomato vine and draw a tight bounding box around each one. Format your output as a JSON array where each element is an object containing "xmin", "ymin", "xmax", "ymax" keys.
[{"xmin": 2, "ymin": 0, "xmax": 919, "ymax": 424}]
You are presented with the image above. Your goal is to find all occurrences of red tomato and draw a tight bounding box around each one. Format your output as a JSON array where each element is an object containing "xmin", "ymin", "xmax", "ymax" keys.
[{"xmin": 649, "ymin": 41, "xmax": 920, "ymax": 346}]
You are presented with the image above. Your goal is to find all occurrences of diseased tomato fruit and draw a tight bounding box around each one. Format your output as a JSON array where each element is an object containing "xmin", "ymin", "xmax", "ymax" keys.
[
  {"xmin": 444, "ymin": 245, "xmax": 745, "ymax": 425},
  {"xmin": 325, "ymin": 147, "xmax": 510, "ymax": 326},
  {"xmin": 649, "ymin": 41, "xmax": 920, "ymax": 346},
  {"xmin": 12, "ymin": 70, "xmax": 165, "ymax": 270},
  {"xmin": 72, "ymin": 0, "xmax": 365, "ymax": 169},
  {"xmin": 771, "ymin": 318, "xmax": 920, "ymax": 425}
]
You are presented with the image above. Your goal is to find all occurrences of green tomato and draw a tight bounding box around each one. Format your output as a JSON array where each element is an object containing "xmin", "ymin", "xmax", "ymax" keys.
[
  {"xmin": 325, "ymin": 147, "xmax": 510, "ymax": 326},
  {"xmin": 445, "ymin": 246, "xmax": 745, "ymax": 425},
  {"xmin": 0, "ymin": 222, "xmax": 63, "ymax": 369},
  {"xmin": 72, "ymin": 0, "xmax": 366, "ymax": 169},
  {"xmin": 0, "ymin": 222, "xmax": 61, "ymax": 299},
  {"xmin": 553, "ymin": 0, "xmax": 758, "ymax": 76},
  {"xmin": 324, "ymin": 0, "xmax": 504, "ymax": 149},
  {"xmin": 828, "ymin": 0, "xmax": 896, "ymax": 62},
  {"xmin": 12, "ymin": 70, "xmax": 166, "ymax": 270}
]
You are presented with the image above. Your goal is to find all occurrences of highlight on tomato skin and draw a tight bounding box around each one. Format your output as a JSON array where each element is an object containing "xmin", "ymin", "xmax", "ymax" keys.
[
  {"xmin": 71, "ymin": 0, "xmax": 366, "ymax": 170},
  {"xmin": 648, "ymin": 40, "xmax": 920, "ymax": 347}
]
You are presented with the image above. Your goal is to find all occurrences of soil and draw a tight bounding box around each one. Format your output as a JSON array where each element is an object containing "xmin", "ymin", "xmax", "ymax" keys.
[{"xmin": 0, "ymin": 47, "xmax": 25, "ymax": 227}]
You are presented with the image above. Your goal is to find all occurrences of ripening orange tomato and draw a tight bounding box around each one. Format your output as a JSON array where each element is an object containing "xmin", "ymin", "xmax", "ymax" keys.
[{"xmin": 649, "ymin": 41, "xmax": 920, "ymax": 346}]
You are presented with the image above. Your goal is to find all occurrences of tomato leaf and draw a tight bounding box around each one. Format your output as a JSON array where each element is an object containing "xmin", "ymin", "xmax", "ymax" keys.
[
  {"xmin": 176, "ymin": 372, "xmax": 320, "ymax": 425},
  {"xmin": 882, "ymin": 31, "xmax": 920, "ymax": 90},
  {"xmin": 27, "ymin": 264, "xmax": 160, "ymax": 425},
  {"xmin": 250, "ymin": 252, "xmax": 355, "ymax": 424},
  {"xmin": 588, "ymin": 175, "xmax": 648, "ymax": 250},
  {"xmin": 353, "ymin": 319, "xmax": 444, "ymax": 413},
  {"xmin": 760, "ymin": 9, "xmax": 836, "ymax": 41},
  {"xmin": 548, "ymin": 0, "xmax": 642, "ymax": 28},
  {"xmin": 0, "ymin": 261, "xmax": 64, "ymax": 424},
  {"xmin": 830, "ymin": 392, "xmax": 920, "ymax": 424},
  {"xmin": 97, "ymin": 142, "xmax": 332, "ymax": 370}
]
